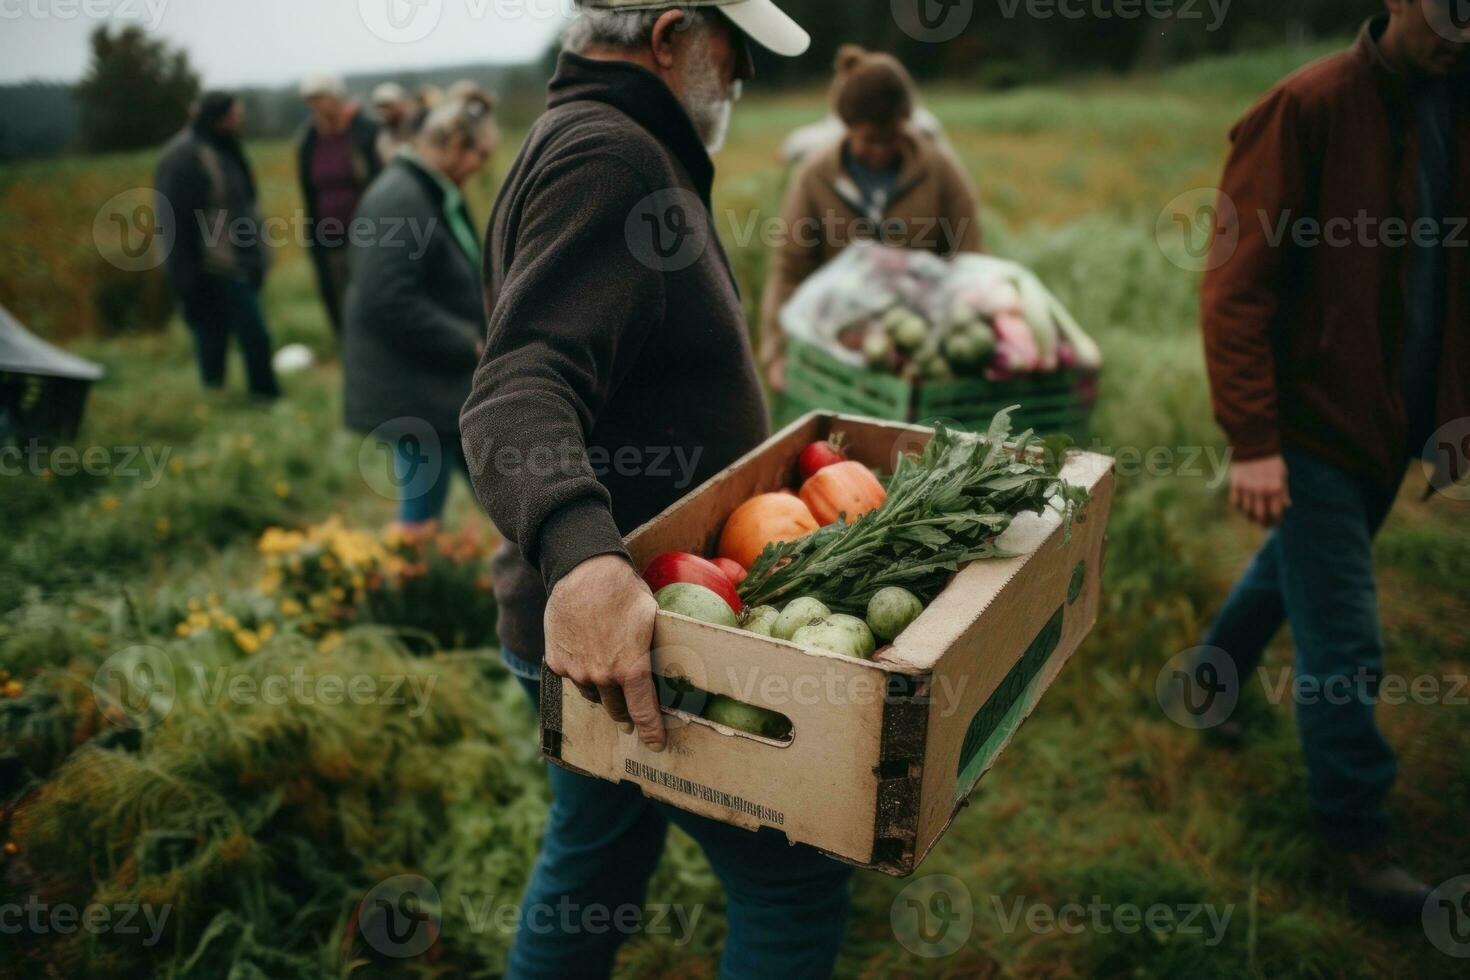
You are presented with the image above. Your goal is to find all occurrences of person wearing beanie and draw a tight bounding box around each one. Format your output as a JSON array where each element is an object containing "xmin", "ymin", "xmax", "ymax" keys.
[
  {"xmin": 759, "ymin": 44, "xmax": 984, "ymax": 389},
  {"xmin": 295, "ymin": 75, "xmax": 382, "ymax": 338},
  {"xmin": 154, "ymin": 91, "xmax": 280, "ymax": 400}
]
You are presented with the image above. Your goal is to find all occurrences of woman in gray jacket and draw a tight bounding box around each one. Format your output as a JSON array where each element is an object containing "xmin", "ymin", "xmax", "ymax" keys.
[{"xmin": 343, "ymin": 94, "xmax": 498, "ymax": 527}]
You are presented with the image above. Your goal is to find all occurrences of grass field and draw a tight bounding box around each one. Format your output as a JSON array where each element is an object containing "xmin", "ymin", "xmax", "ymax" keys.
[{"xmin": 2, "ymin": 39, "xmax": 1468, "ymax": 978}]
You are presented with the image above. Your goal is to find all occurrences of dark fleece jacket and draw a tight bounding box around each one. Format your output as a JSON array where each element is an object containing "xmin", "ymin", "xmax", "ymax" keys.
[{"xmin": 461, "ymin": 53, "xmax": 768, "ymax": 660}]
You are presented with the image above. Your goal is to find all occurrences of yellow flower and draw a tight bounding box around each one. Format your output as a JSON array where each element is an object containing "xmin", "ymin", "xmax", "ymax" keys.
[
  {"xmin": 169, "ymin": 458, "xmax": 186, "ymax": 476},
  {"xmin": 318, "ymin": 632, "xmax": 343, "ymax": 653},
  {"xmin": 259, "ymin": 622, "xmax": 276, "ymax": 642},
  {"xmin": 2, "ymin": 681, "xmax": 22, "ymax": 699},
  {"xmin": 187, "ymin": 598, "xmax": 202, "ymax": 612},
  {"xmin": 273, "ymin": 481, "xmax": 290, "ymax": 498},
  {"xmin": 175, "ymin": 623, "xmax": 192, "ymax": 637},
  {"xmin": 99, "ymin": 495, "xmax": 119, "ymax": 513},
  {"xmin": 233, "ymin": 630, "xmax": 260, "ymax": 655},
  {"xmin": 155, "ymin": 517, "xmax": 171, "ymax": 538},
  {"xmin": 279, "ymin": 598, "xmax": 304, "ymax": 617},
  {"xmin": 329, "ymin": 587, "xmax": 346, "ymax": 602},
  {"xmin": 187, "ymin": 611, "xmax": 210, "ymax": 629}
]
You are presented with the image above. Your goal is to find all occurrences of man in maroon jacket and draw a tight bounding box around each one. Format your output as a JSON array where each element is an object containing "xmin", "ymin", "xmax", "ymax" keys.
[{"xmin": 1199, "ymin": 1, "xmax": 1467, "ymax": 924}]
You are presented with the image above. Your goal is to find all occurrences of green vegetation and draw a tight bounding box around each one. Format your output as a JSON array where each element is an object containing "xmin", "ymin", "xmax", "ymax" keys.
[{"xmin": 2, "ymin": 40, "xmax": 1466, "ymax": 978}]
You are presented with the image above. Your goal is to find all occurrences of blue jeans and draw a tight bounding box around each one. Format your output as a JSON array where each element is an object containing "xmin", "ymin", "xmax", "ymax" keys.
[
  {"xmin": 504, "ymin": 651, "xmax": 854, "ymax": 980},
  {"xmin": 1202, "ymin": 449, "xmax": 1406, "ymax": 851},
  {"xmin": 391, "ymin": 435, "xmax": 467, "ymax": 525},
  {"xmin": 180, "ymin": 275, "xmax": 279, "ymax": 398}
]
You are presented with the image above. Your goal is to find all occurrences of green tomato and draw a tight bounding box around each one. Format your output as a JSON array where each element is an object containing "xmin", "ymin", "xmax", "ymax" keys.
[
  {"xmin": 742, "ymin": 605, "xmax": 781, "ymax": 637},
  {"xmin": 867, "ymin": 587, "xmax": 924, "ymax": 643},
  {"xmin": 703, "ymin": 696, "xmax": 791, "ymax": 739},
  {"xmin": 791, "ymin": 617, "xmax": 875, "ymax": 659},
  {"xmin": 772, "ymin": 597, "xmax": 831, "ymax": 641},
  {"xmin": 655, "ymin": 583, "xmax": 739, "ymax": 629}
]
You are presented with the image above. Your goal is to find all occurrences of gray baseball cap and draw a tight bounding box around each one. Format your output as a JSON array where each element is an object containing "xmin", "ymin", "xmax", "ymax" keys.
[{"xmin": 577, "ymin": 0, "xmax": 810, "ymax": 57}]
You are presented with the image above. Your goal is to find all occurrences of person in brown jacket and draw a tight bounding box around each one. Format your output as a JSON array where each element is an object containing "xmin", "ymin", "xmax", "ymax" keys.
[
  {"xmin": 1196, "ymin": 2, "xmax": 1467, "ymax": 925},
  {"xmin": 759, "ymin": 45, "xmax": 983, "ymax": 388}
]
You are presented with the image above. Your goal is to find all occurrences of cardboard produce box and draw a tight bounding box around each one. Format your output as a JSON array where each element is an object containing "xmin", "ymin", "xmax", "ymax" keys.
[{"xmin": 540, "ymin": 412, "xmax": 1115, "ymax": 876}]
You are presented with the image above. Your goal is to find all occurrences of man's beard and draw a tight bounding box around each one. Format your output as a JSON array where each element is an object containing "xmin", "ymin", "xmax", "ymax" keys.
[{"xmin": 678, "ymin": 38, "xmax": 740, "ymax": 154}]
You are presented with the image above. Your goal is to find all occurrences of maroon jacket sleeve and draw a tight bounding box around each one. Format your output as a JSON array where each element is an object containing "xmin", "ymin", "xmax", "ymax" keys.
[{"xmin": 1201, "ymin": 88, "xmax": 1310, "ymax": 462}]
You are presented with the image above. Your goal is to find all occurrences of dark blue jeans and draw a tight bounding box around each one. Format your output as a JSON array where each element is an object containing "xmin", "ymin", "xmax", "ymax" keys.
[
  {"xmin": 1202, "ymin": 449, "xmax": 1406, "ymax": 851},
  {"xmin": 180, "ymin": 275, "xmax": 279, "ymax": 398},
  {"xmin": 507, "ymin": 659, "xmax": 854, "ymax": 980},
  {"xmin": 391, "ymin": 436, "xmax": 467, "ymax": 525}
]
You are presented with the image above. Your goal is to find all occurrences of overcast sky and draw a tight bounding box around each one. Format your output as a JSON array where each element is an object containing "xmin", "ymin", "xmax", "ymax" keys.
[{"xmin": 0, "ymin": 0, "xmax": 570, "ymax": 86}]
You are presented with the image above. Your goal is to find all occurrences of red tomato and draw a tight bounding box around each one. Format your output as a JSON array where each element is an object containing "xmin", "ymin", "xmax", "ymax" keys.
[
  {"xmin": 798, "ymin": 440, "xmax": 849, "ymax": 481},
  {"xmin": 712, "ymin": 557, "xmax": 748, "ymax": 586},
  {"xmin": 642, "ymin": 552, "xmax": 743, "ymax": 614}
]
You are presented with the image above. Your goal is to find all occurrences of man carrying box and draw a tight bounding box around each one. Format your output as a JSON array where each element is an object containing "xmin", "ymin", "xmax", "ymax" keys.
[
  {"xmin": 1200, "ymin": 1, "xmax": 1468, "ymax": 924},
  {"xmin": 460, "ymin": 2, "xmax": 855, "ymax": 976}
]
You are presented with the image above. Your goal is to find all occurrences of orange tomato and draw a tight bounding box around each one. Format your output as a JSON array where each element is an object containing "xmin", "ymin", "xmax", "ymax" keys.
[
  {"xmin": 800, "ymin": 461, "xmax": 886, "ymax": 526},
  {"xmin": 719, "ymin": 493, "xmax": 820, "ymax": 570}
]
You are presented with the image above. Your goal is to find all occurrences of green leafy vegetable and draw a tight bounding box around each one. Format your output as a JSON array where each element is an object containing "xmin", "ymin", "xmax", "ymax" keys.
[{"xmin": 739, "ymin": 407, "xmax": 1089, "ymax": 614}]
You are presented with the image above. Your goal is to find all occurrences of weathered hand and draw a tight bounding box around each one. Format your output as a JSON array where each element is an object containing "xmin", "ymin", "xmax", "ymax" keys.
[
  {"xmin": 543, "ymin": 554, "xmax": 664, "ymax": 750},
  {"xmin": 1229, "ymin": 454, "xmax": 1291, "ymax": 527}
]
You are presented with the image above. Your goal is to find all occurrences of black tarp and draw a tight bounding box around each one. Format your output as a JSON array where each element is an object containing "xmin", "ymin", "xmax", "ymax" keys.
[{"xmin": 0, "ymin": 305, "xmax": 105, "ymax": 441}]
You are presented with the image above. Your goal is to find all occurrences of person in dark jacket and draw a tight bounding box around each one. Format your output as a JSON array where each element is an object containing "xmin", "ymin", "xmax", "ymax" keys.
[
  {"xmin": 296, "ymin": 75, "xmax": 381, "ymax": 337},
  {"xmin": 459, "ymin": 2, "xmax": 855, "ymax": 977},
  {"xmin": 343, "ymin": 94, "xmax": 497, "ymax": 528},
  {"xmin": 1198, "ymin": 3, "xmax": 1467, "ymax": 924},
  {"xmin": 155, "ymin": 91, "xmax": 279, "ymax": 399}
]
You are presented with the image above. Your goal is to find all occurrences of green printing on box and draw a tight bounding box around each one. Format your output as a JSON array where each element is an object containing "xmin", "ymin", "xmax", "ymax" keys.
[{"xmin": 954, "ymin": 605, "xmax": 1065, "ymax": 799}]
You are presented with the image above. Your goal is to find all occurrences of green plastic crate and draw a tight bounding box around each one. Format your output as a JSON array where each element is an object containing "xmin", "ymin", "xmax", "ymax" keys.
[{"xmin": 779, "ymin": 338, "xmax": 1096, "ymax": 442}]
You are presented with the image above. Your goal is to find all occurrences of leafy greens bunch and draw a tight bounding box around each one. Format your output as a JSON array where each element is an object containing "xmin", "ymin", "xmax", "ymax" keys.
[{"xmin": 739, "ymin": 408, "xmax": 1090, "ymax": 613}]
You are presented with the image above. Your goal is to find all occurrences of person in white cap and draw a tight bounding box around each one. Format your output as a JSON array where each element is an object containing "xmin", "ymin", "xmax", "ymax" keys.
[
  {"xmin": 458, "ymin": 3, "xmax": 856, "ymax": 978},
  {"xmin": 370, "ymin": 81, "xmax": 413, "ymax": 164},
  {"xmin": 295, "ymin": 74, "xmax": 381, "ymax": 337}
]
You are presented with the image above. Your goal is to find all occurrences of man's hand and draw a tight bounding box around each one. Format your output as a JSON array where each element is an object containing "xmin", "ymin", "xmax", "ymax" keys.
[
  {"xmin": 543, "ymin": 554, "xmax": 665, "ymax": 750},
  {"xmin": 1229, "ymin": 454, "xmax": 1291, "ymax": 527},
  {"xmin": 764, "ymin": 356, "xmax": 785, "ymax": 393}
]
